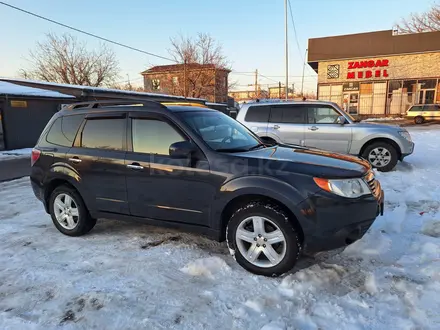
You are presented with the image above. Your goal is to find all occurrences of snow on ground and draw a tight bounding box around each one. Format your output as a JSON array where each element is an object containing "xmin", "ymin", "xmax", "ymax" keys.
[
  {"xmin": 1, "ymin": 126, "xmax": 440, "ymax": 329},
  {"xmin": 0, "ymin": 148, "xmax": 32, "ymax": 161},
  {"xmin": 362, "ymin": 117, "xmax": 405, "ymax": 122}
]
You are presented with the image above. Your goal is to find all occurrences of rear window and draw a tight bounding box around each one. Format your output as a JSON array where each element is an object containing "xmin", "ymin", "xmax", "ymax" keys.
[
  {"xmin": 244, "ymin": 106, "xmax": 270, "ymax": 122},
  {"xmin": 46, "ymin": 114, "xmax": 84, "ymax": 147},
  {"xmin": 81, "ymin": 118, "xmax": 125, "ymax": 151}
]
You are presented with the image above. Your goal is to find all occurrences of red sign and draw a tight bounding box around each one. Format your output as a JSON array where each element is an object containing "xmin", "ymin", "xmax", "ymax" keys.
[{"xmin": 347, "ymin": 59, "xmax": 389, "ymax": 79}]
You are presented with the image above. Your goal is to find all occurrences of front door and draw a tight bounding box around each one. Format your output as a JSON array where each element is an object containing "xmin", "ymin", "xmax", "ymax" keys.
[
  {"xmin": 304, "ymin": 105, "xmax": 352, "ymax": 153},
  {"xmin": 68, "ymin": 113, "xmax": 129, "ymax": 214},
  {"xmin": 266, "ymin": 105, "xmax": 307, "ymax": 146},
  {"xmin": 419, "ymin": 89, "xmax": 436, "ymax": 104},
  {"xmin": 125, "ymin": 114, "xmax": 214, "ymax": 226}
]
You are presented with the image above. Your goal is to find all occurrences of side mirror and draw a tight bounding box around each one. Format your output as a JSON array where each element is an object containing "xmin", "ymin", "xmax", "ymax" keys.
[
  {"xmin": 336, "ymin": 115, "xmax": 346, "ymax": 125},
  {"xmin": 169, "ymin": 141, "xmax": 196, "ymax": 159}
]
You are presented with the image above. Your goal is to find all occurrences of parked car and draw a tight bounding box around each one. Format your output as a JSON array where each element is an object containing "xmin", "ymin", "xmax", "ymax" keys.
[
  {"xmin": 30, "ymin": 100, "xmax": 384, "ymax": 276},
  {"xmin": 236, "ymin": 101, "xmax": 414, "ymax": 172},
  {"xmin": 405, "ymin": 104, "xmax": 440, "ymax": 124}
]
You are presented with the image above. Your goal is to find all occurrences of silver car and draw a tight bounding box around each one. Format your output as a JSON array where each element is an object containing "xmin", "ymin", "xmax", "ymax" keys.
[{"xmin": 236, "ymin": 101, "xmax": 414, "ymax": 172}]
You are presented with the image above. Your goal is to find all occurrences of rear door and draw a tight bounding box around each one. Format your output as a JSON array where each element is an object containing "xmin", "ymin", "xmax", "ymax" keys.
[
  {"xmin": 67, "ymin": 112, "xmax": 129, "ymax": 214},
  {"xmin": 423, "ymin": 104, "xmax": 440, "ymax": 120},
  {"xmin": 267, "ymin": 105, "xmax": 306, "ymax": 145},
  {"xmin": 304, "ymin": 105, "xmax": 351, "ymax": 153},
  {"xmin": 243, "ymin": 105, "xmax": 270, "ymax": 136}
]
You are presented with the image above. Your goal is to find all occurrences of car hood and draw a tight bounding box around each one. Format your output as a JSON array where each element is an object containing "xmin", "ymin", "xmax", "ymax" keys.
[{"xmin": 233, "ymin": 145, "xmax": 371, "ymax": 178}]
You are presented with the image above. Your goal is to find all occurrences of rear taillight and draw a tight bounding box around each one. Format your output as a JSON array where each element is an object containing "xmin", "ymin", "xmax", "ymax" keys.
[{"xmin": 31, "ymin": 149, "xmax": 41, "ymax": 166}]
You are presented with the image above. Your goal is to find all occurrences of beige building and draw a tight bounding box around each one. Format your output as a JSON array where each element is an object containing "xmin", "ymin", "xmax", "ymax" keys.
[{"xmin": 308, "ymin": 30, "xmax": 440, "ymax": 117}]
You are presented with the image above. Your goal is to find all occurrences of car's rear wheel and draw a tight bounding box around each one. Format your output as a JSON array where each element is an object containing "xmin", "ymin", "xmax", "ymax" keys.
[
  {"xmin": 362, "ymin": 142, "xmax": 398, "ymax": 172},
  {"xmin": 49, "ymin": 185, "xmax": 96, "ymax": 236},
  {"xmin": 414, "ymin": 116, "xmax": 424, "ymax": 124},
  {"xmin": 226, "ymin": 202, "xmax": 301, "ymax": 277}
]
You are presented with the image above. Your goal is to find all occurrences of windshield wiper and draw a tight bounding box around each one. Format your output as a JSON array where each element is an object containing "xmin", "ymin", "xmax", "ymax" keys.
[{"xmin": 247, "ymin": 143, "xmax": 266, "ymax": 151}]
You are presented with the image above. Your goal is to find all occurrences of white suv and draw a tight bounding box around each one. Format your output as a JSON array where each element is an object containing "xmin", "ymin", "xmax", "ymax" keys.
[{"xmin": 237, "ymin": 101, "xmax": 414, "ymax": 172}]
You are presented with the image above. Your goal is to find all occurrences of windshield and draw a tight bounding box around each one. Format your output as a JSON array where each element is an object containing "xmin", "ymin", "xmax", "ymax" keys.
[{"xmin": 177, "ymin": 111, "xmax": 264, "ymax": 152}]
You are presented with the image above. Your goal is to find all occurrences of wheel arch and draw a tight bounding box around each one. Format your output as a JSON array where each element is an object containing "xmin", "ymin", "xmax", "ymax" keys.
[
  {"xmin": 359, "ymin": 137, "xmax": 402, "ymax": 159},
  {"xmin": 219, "ymin": 194, "xmax": 305, "ymax": 244}
]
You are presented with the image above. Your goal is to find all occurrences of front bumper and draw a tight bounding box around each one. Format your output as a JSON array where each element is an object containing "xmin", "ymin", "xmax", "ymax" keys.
[
  {"xmin": 400, "ymin": 140, "xmax": 414, "ymax": 160},
  {"xmin": 298, "ymin": 187, "xmax": 384, "ymax": 254}
]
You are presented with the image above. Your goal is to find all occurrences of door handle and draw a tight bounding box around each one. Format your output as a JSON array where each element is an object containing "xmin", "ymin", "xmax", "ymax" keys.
[
  {"xmin": 127, "ymin": 163, "xmax": 144, "ymax": 170},
  {"xmin": 68, "ymin": 157, "xmax": 82, "ymax": 163},
  {"xmin": 273, "ymin": 125, "xmax": 280, "ymax": 129},
  {"xmin": 308, "ymin": 126, "xmax": 318, "ymax": 131}
]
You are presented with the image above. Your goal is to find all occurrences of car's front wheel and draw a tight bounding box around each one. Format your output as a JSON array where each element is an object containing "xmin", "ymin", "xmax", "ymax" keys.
[
  {"xmin": 49, "ymin": 185, "xmax": 96, "ymax": 236},
  {"xmin": 226, "ymin": 202, "xmax": 301, "ymax": 277},
  {"xmin": 362, "ymin": 141, "xmax": 398, "ymax": 172}
]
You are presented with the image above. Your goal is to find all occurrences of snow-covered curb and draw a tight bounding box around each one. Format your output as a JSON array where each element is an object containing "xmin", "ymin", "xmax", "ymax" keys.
[{"xmin": 362, "ymin": 117, "xmax": 405, "ymax": 122}]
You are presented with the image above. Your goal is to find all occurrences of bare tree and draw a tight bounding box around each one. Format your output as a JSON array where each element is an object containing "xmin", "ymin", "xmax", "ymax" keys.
[
  {"xmin": 167, "ymin": 33, "xmax": 232, "ymax": 100},
  {"xmin": 21, "ymin": 33, "xmax": 120, "ymax": 87},
  {"xmin": 396, "ymin": 3, "xmax": 440, "ymax": 33}
]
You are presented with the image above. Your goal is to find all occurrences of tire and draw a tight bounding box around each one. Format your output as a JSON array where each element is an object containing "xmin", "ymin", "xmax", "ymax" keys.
[
  {"xmin": 49, "ymin": 185, "xmax": 96, "ymax": 236},
  {"xmin": 414, "ymin": 116, "xmax": 424, "ymax": 124},
  {"xmin": 260, "ymin": 137, "xmax": 277, "ymax": 146},
  {"xmin": 361, "ymin": 141, "xmax": 398, "ymax": 172},
  {"xmin": 226, "ymin": 202, "xmax": 301, "ymax": 277}
]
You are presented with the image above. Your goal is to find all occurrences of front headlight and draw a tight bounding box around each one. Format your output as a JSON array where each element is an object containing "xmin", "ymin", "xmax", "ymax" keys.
[
  {"xmin": 313, "ymin": 177, "xmax": 371, "ymax": 198},
  {"xmin": 398, "ymin": 130, "xmax": 412, "ymax": 142}
]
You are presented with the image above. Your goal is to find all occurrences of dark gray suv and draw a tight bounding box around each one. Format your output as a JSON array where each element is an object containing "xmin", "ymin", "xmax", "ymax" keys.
[{"xmin": 30, "ymin": 100, "xmax": 384, "ymax": 276}]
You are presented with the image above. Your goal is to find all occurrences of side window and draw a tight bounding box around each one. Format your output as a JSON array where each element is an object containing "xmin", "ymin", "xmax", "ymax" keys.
[
  {"xmin": 46, "ymin": 114, "xmax": 84, "ymax": 147},
  {"xmin": 282, "ymin": 106, "xmax": 307, "ymax": 124},
  {"xmin": 424, "ymin": 105, "xmax": 438, "ymax": 111},
  {"xmin": 81, "ymin": 118, "xmax": 125, "ymax": 151},
  {"xmin": 308, "ymin": 106, "xmax": 341, "ymax": 124},
  {"xmin": 132, "ymin": 119, "xmax": 185, "ymax": 155},
  {"xmin": 270, "ymin": 106, "xmax": 306, "ymax": 124},
  {"xmin": 244, "ymin": 106, "xmax": 270, "ymax": 122},
  {"xmin": 269, "ymin": 107, "xmax": 283, "ymax": 123},
  {"xmin": 409, "ymin": 105, "xmax": 423, "ymax": 111}
]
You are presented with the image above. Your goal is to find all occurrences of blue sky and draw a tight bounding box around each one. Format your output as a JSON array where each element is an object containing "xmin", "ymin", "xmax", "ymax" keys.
[{"xmin": 0, "ymin": 0, "xmax": 434, "ymax": 93}]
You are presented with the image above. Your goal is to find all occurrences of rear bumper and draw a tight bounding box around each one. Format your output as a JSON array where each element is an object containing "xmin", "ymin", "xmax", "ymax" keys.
[
  {"xmin": 30, "ymin": 178, "xmax": 48, "ymax": 212},
  {"xmin": 298, "ymin": 187, "xmax": 384, "ymax": 254}
]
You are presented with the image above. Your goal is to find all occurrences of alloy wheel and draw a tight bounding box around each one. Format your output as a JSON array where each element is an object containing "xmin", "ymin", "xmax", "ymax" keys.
[
  {"xmin": 368, "ymin": 147, "xmax": 391, "ymax": 167},
  {"xmin": 235, "ymin": 216, "xmax": 287, "ymax": 268},
  {"xmin": 53, "ymin": 193, "xmax": 79, "ymax": 230}
]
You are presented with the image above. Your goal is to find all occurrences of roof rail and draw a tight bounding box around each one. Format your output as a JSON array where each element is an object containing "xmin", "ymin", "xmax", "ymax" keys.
[{"xmin": 62, "ymin": 99, "xmax": 167, "ymax": 110}]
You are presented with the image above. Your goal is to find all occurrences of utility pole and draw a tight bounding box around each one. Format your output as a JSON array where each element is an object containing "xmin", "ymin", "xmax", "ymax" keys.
[
  {"xmin": 254, "ymin": 69, "xmax": 259, "ymax": 99},
  {"xmin": 278, "ymin": 81, "xmax": 281, "ymax": 99},
  {"xmin": 284, "ymin": 0, "xmax": 288, "ymax": 100},
  {"xmin": 183, "ymin": 59, "xmax": 187, "ymax": 98},
  {"xmin": 301, "ymin": 48, "xmax": 308, "ymax": 96},
  {"xmin": 292, "ymin": 83, "xmax": 295, "ymax": 99}
]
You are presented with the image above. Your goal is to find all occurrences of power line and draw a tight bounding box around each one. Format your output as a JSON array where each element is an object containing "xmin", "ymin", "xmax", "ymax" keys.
[
  {"xmin": 287, "ymin": 0, "xmax": 303, "ymax": 62},
  {"xmin": 0, "ymin": 1, "xmax": 177, "ymax": 63}
]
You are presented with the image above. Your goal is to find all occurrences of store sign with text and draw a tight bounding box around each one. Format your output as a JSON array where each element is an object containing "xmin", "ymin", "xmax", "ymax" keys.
[{"xmin": 347, "ymin": 59, "xmax": 389, "ymax": 79}]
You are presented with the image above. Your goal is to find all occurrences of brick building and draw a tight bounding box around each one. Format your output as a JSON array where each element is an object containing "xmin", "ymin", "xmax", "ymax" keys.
[
  {"xmin": 141, "ymin": 63, "xmax": 230, "ymax": 103},
  {"xmin": 308, "ymin": 30, "xmax": 440, "ymax": 117}
]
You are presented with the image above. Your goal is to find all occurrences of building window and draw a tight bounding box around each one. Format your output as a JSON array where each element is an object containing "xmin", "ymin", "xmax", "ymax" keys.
[
  {"xmin": 172, "ymin": 76, "xmax": 178, "ymax": 85},
  {"xmin": 152, "ymin": 79, "xmax": 161, "ymax": 90},
  {"xmin": 327, "ymin": 65, "xmax": 340, "ymax": 79}
]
